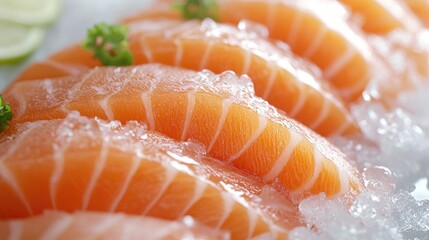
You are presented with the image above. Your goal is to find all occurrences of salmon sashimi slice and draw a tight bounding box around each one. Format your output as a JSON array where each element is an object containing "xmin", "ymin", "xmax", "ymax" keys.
[
  {"xmin": 309, "ymin": 0, "xmax": 429, "ymax": 102},
  {"xmin": 14, "ymin": 19, "xmax": 359, "ymax": 137},
  {"xmin": 0, "ymin": 211, "xmax": 228, "ymax": 240},
  {"xmin": 402, "ymin": 0, "xmax": 429, "ymax": 27},
  {"xmin": 4, "ymin": 64, "xmax": 362, "ymax": 199},
  {"xmin": 339, "ymin": 0, "xmax": 422, "ymax": 34},
  {"xmin": 123, "ymin": 0, "xmax": 379, "ymax": 102},
  {"xmin": 0, "ymin": 113, "xmax": 301, "ymax": 239}
]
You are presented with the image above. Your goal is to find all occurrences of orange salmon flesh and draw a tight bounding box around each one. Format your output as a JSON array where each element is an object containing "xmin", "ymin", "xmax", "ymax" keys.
[{"xmin": 4, "ymin": 64, "xmax": 363, "ymax": 201}]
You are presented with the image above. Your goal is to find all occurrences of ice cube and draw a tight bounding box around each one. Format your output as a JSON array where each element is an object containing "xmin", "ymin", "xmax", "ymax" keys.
[
  {"xmin": 349, "ymin": 101, "xmax": 429, "ymax": 184},
  {"xmin": 294, "ymin": 191, "xmax": 402, "ymax": 240},
  {"xmin": 326, "ymin": 95, "xmax": 429, "ymax": 239},
  {"xmin": 392, "ymin": 191, "xmax": 429, "ymax": 239},
  {"xmin": 412, "ymin": 178, "xmax": 429, "ymax": 201}
]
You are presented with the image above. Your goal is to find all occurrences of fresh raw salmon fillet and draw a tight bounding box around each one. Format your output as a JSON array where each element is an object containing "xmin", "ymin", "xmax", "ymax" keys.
[
  {"xmin": 0, "ymin": 211, "xmax": 228, "ymax": 240},
  {"xmin": 346, "ymin": 2, "xmax": 427, "ymax": 104},
  {"xmin": 0, "ymin": 113, "xmax": 301, "ymax": 239},
  {"xmin": 320, "ymin": 1, "xmax": 428, "ymax": 103},
  {"xmin": 123, "ymin": 0, "xmax": 379, "ymax": 102},
  {"xmin": 4, "ymin": 64, "xmax": 362, "ymax": 199},
  {"xmin": 402, "ymin": 0, "xmax": 429, "ymax": 27},
  {"xmin": 13, "ymin": 49, "xmax": 95, "ymax": 83},
  {"xmin": 15, "ymin": 19, "xmax": 359, "ymax": 137},
  {"xmin": 339, "ymin": 0, "xmax": 421, "ymax": 34}
]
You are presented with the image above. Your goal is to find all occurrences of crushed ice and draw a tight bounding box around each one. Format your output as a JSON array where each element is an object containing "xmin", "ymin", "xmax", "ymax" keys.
[{"xmin": 290, "ymin": 82, "xmax": 429, "ymax": 239}]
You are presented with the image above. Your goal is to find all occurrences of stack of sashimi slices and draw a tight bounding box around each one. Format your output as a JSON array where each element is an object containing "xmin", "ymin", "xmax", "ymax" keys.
[{"xmin": 1, "ymin": 0, "xmax": 428, "ymax": 239}]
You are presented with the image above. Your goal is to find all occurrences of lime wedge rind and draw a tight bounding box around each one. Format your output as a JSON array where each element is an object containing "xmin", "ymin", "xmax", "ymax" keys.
[
  {"xmin": 0, "ymin": 25, "xmax": 45, "ymax": 64},
  {"xmin": 0, "ymin": 0, "xmax": 61, "ymax": 26},
  {"xmin": 0, "ymin": 0, "xmax": 60, "ymax": 64}
]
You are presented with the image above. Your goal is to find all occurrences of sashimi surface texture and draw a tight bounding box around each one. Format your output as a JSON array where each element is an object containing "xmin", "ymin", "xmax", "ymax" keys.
[
  {"xmin": 123, "ymin": 0, "xmax": 381, "ymax": 102},
  {"xmin": 0, "ymin": 211, "xmax": 229, "ymax": 240},
  {"xmin": 0, "ymin": 113, "xmax": 304, "ymax": 239},
  {"xmin": 3, "ymin": 64, "xmax": 363, "ymax": 200},
  {"xmin": 14, "ymin": 19, "xmax": 359, "ymax": 137}
]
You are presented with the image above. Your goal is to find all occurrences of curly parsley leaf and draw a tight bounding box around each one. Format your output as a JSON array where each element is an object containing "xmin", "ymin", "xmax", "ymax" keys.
[
  {"xmin": 0, "ymin": 95, "xmax": 13, "ymax": 132},
  {"xmin": 83, "ymin": 23, "xmax": 134, "ymax": 66},
  {"xmin": 173, "ymin": 0, "xmax": 219, "ymax": 21}
]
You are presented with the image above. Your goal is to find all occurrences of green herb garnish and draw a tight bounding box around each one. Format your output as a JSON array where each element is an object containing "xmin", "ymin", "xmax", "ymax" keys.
[
  {"xmin": 83, "ymin": 23, "xmax": 133, "ymax": 66},
  {"xmin": 173, "ymin": 0, "xmax": 219, "ymax": 21},
  {"xmin": 0, "ymin": 95, "xmax": 13, "ymax": 132}
]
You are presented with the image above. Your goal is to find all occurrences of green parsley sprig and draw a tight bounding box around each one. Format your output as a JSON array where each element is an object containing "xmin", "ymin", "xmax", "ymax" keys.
[
  {"xmin": 0, "ymin": 95, "xmax": 13, "ymax": 132},
  {"xmin": 173, "ymin": 0, "xmax": 219, "ymax": 21},
  {"xmin": 83, "ymin": 23, "xmax": 134, "ymax": 66}
]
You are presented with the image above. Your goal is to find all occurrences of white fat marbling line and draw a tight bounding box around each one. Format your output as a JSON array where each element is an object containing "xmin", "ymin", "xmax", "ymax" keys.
[
  {"xmin": 287, "ymin": 10, "xmax": 304, "ymax": 46},
  {"xmin": 109, "ymin": 156, "xmax": 142, "ymax": 212},
  {"xmin": 331, "ymin": 166, "xmax": 350, "ymax": 198},
  {"xmin": 324, "ymin": 45, "xmax": 355, "ymax": 79},
  {"xmin": 140, "ymin": 35, "xmax": 154, "ymax": 62},
  {"xmin": 0, "ymin": 121, "xmax": 42, "ymax": 161},
  {"xmin": 0, "ymin": 122, "xmax": 43, "ymax": 216},
  {"xmin": 142, "ymin": 165, "xmax": 177, "ymax": 215},
  {"xmin": 330, "ymin": 119, "xmax": 352, "ymax": 136},
  {"xmin": 290, "ymin": 146, "xmax": 324, "ymax": 194},
  {"xmin": 178, "ymin": 180, "xmax": 207, "ymax": 218},
  {"xmin": 174, "ymin": 39, "xmax": 184, "ymax": 66},
  {"xmin": 43, "ymin": 78, "xmax": 54, "ymax": 97},
  {"xmin": 199, "ymin": 41, "xmax": 214, "ymax": 70},
  {"xmin": 141, "ymin": 91, "xmax": 155, "ymax": 130},
  {"xmin": 40, "ymin": 59, "xmax": 85, "ymax": 75},
  {"xmin": 246, "ymin": 207, "xmax": 258, "ymax": 239},
  {"xmin": 50, "ymin": 141, "xmax": 71, "ymax": 210},
  {"xmin": 5, "ymin": 88, "xmax": 27, "ymax": 119},
  {"xmin": 61, "ymin": 68, "xmax": 98, "ymax": 113},
  {"xmin": 228, "ymin": 115, "xmax": 268, "ymax": 162},
  {"xmin": 287, "ymin": 83, "xmax": 306, "ymax": 117},
  {"xmin": 163, "ymin": 20, "xmax": 195, "ymax": 39},
  {"xmin": 99, "ymin": 69, "xmax": 137, "ymax": 120},
  {"xmin": 215, "ymin": 192, "xmax": 235, "ymax": 229},
  {"xmin": 308, "ymin": 97, "xmax": 330, "ymax": 130},
  {"xmin": 261, "ymin": 64, "xmax": 277, "ymax": 99},
  {"xmin": 302, "ymin": 26, "xmax": 327, "ymax": 58},
  {"xmin": 263, "ymin": 130, "xmax": 302, "ymax": 182},
  {"xmin": 242, "ymin": 49, "xmax": 252, "ymax": 75},
  {"xmin": 181, "ymin": 91, "xmax": 196, "ymax": 141},
  {"xmin": 82, "ymin": 139, "xmax": 109, "ymax": 210},
  {"xmin": 337, "ymin": 72, "xmax": 369, "ymax": 100},
  {"xmin": 266, "ymin": 0, "xmax": 277, "ymax": 31},
  {"xmin": 207, "ymin": 98, "xmax": 233, "ymax": 153}
]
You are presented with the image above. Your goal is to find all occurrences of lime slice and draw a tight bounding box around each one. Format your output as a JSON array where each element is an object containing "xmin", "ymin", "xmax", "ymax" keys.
[
  {"xmin": 0, "ymin": 0, "xmax": 61, "ymax": 26},
  {"xmin": 0, "ymin": 21, "xmax": 45, "ymax": 64}
]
